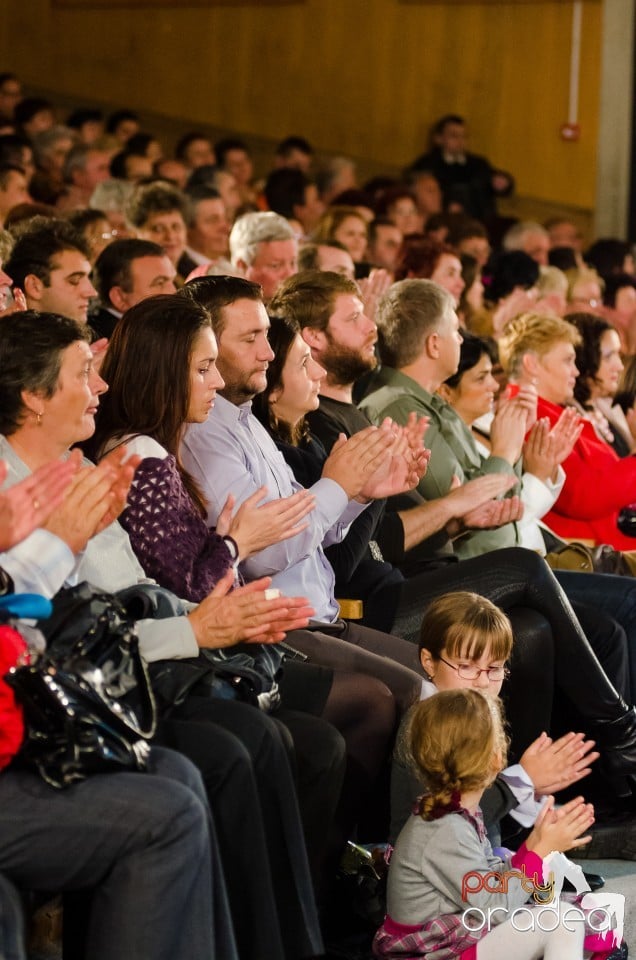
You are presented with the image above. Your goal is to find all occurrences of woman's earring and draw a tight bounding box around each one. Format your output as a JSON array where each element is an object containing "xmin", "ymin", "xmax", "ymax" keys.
[{"xmin": 35, "ymin": 411, "xmax": 43, "ymax": 426}]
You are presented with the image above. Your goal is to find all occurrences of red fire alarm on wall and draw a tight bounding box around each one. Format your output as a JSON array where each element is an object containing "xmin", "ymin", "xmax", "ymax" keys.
[{"xmin": 560, "ymin": 122, "xmax": 581, "ymax": 141}]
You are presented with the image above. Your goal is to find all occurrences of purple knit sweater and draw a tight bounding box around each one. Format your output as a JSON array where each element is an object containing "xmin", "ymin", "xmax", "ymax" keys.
[{"xmin": 119, "ymin": 454, "xmax": 233, "ymax": 603}]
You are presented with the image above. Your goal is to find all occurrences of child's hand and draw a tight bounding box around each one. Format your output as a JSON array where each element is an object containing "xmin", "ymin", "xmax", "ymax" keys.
[
  {"xmin": 519, "ymin": 731, "xmax": 599, "ymax": 794},
  {"xmin": 526, "ymin": 796, "xmax": 594, "ymax": 858}
]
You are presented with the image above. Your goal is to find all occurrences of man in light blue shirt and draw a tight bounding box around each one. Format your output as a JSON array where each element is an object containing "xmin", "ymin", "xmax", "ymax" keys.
[{"xmin": 180, "ymin": 275, "xmax": 427, "ymax": 709}]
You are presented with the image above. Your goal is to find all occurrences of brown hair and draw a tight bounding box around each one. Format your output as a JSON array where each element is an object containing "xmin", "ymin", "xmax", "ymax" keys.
[
  {"xmin": 91, "ymin": 293, "xmax": 211, "ymax": 514},
  {"xmin": 418, "ymin": 592, "xmax": 513, "ymax": 663},
  {"xmin": 312, "ymin": 205, "xmax": 368, "ymax": 245},
  {"xmin": 251, "ymin": 313, "xmax": 307, "ymax": 446},
  {"xmin": 408, "ymin": 688, "xmax": 507, "ymax": 820},
  {"xmin": 269, "ymin": 269, "xmax": 359, "ymax": 334}
]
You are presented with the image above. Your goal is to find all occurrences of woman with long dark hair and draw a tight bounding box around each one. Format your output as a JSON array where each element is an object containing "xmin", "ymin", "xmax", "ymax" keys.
[{"xmin": 90, "ymin": 293, "xmax": 400, "ymax": 908}]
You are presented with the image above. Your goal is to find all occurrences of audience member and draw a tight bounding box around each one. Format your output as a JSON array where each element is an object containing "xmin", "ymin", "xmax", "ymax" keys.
[
  {"xmin": 545, "ymin": 215, "xmax": 584, "ymax": 254},
  {"xmin": 297, "ymin": 240, "xmax": 355, "ymax": 279},
  {"xmin": 570, "ymin": 312, "xmax": 630, "ymax": 455},
  {"xmin": 106, "ymin": 108, "xmax": 140, "ymax": 146},
  {"xmin": 175, "ymin": 131, "xmax": 215, "ymax": 170},
  {"xmin": 229, "ymin": 211, "xmax": 298, "ymax": 301},
  {"xmin": 5, "ymin": 216, "xmax": 95, "ymax": 323},
  {"xmin": 366, "ymin": 217, "xmax": 403, "ymax": 272},
  {"xmin": 313, "ymin": 205, "xmax": 368, "ymax": 265},
  {"xmin": 154, "ymin": 157, "xmax": 189, "ymax": 188},
  {"xmin": 126, "ymin": 132, "xmax": 163, "ymax": 164},
  {"xmin": 109, "ymin": 148, "xmax": 153, "ymax": 182},
  {"xmin": 90, "ymin": 237, "xmax": 176, "ymax": 337},
  {"xmin": 126, "ymin": 179, "xmax": 190, "ymax": 278},
  {"xmin": 603, "ymin": 273, "xmax": 636, "ymax": 354},
  {"xmin": 586, "ymin": 237, "xmax": 635, "ymax": 279},
  {"xmin": 500, "ymin": 312, "xmax": 636, "ymax": 549},
  {"xmin": 89, "ymin": 178, "xmax": 134, "ymax": 238},
  {"xmin": 215, "ymin": 137, "xmax": 256, "ymax": 205},
  {"xmin": 184, "ymin": 184, "xmax": 231, "ymax": 269},
  {"xmin": 315, "ymin": 156, "xmax": 357, "ymax": 204},
  {"xmin": 67, "ymin": 207, "xmax": 116, "ymax": 263},
  {"xmin": 448, "ymin": 217, "xmax": 491, "ymax": 268},
  {"xmin": 0, "ymin": 73, "xmax": 22, "ymax": 126},
  {"xmin": 565, "ymin": 265, "xmax": 604, "ymax": 315},
  {"xmin": 14, "ymin": 97, "xmax": 54, "ymax": 139},
  {"xmin": 30, "ymin": 126, "xmax": 76, "ymax": 205},
  {"xmin": 0, "ymin": 134, "xmax": 35, "ymax": 184},
  {"xmin": 274, "ymin": 135, "xmax": 313, "ymax": 172},
  {"xmin": 264, "ymin": 168, "xmax": 324, "ymax": 236},
  {"xmin": 503, "ymin": 220, "xmax": 550, "ymax": 266},
  {"xmin": 403, "ymin": 169, "xmax": 443, "ymax": 226},
  {"xmin": 0, "ymin": 164, "xmax": 30, "ymax": 226},
  {"xmin": 394, "ymin": 235, "xmax": 464, "ymax": 305},
  {"xmin": 66, "ymin": 108, "xmax": 105, "ymax": 146},
  {"xmin": 410, "ymin": 114, "xmax": 513, "ymax": 222},
  {"xmin": 375, "ymin": 186, "xmax": 423, "ymax": 236}
]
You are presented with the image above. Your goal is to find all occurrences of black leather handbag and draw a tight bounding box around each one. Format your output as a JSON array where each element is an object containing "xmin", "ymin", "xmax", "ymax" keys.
[{"xmin": 5, "ymin": 583, "xmax": 156, "ymax": 789}]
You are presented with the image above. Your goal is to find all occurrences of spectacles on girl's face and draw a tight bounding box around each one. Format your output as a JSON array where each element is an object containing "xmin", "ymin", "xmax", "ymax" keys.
[{"xmin": 437, "ymin": 654, "xmax": 509, "ymax": 682}]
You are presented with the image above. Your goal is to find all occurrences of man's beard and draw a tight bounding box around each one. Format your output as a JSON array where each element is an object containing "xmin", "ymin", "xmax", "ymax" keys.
[{"xmin": 322, "ymin": 337, "xmax": 377, "ymax": 387}]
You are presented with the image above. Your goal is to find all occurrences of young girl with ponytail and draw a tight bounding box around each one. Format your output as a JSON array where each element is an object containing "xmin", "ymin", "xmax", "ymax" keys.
[{"xmin": 374, "ymin": 687, "xmax": 601, "ymax": 958}]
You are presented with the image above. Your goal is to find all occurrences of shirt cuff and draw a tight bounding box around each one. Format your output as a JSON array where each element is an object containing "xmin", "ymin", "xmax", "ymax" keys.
[
  {"xmin": 501, "ymin": 764, "xmax": 544, "ymax": 828},
  {"xmin": 136, "ymin": 616, "xmax": 199, "ymax": 662},
  {"xmin": 0, "ymin": 530, "xmax": 75, "ymax": 597}
]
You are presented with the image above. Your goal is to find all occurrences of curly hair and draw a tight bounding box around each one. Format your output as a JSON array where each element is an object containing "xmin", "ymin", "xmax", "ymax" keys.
[{"xmin": 408, "ymin": 689, "xmax": 507, "ymax": 821}]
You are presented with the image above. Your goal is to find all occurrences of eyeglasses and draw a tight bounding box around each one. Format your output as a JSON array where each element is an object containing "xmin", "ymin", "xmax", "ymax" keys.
[{"xmin": 438, "ymin": 655, "xmax": 509, "ymax": 682}]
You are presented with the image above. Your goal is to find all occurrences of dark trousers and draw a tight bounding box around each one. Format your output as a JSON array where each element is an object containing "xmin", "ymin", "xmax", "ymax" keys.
[
  {"xmin": 0, "ymin": 747, "xmax": 231, "ymax": 960},
  {"xmin": 158, "ymin": 696, "xmax": 327, "ymax": 960}
]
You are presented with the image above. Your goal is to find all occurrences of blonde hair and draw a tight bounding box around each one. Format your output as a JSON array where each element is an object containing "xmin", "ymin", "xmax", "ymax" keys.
[
  {"xmin": 565, "ymin": 266, "xmax": 604, "ymax": 302},
  {"xmin": 312, "ymin": 205, "xmax": 367, "ymax": 245},
  {"xmin": 408, "ymin": 689, "xmax": 507, "ymax": 820},
  {"xmin": 498, "ymin": 312, "xmax": 581, "ymax": 379},
  {"xmin": 537, "ymin": 265, "xmax": 568, "ymax": 299},
  {"xmin": 418, "ymin": 591, "xmax": 513, "ymax": 663}
]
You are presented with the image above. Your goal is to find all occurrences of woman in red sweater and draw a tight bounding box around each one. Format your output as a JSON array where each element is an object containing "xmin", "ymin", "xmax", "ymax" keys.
[{"xmin": 499, "ymin": 312, "xmax": 636, "ymax": 550}]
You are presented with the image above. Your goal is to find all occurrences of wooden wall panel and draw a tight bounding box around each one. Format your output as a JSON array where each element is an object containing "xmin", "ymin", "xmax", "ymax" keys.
[{"xmin": 0, "ymin": 0, "xmax": 602, "ymax": 209}]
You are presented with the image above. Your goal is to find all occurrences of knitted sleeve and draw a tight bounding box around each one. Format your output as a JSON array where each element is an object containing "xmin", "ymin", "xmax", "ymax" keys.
[{"xmin": 119, "ymin": 455, "xmax": 233, "ymax": 603}]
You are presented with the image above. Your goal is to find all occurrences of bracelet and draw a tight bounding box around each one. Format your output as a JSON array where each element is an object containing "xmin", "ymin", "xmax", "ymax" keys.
[{"xmin": 222, "ymin": 535, "xmax": 240, "ymax": 562}]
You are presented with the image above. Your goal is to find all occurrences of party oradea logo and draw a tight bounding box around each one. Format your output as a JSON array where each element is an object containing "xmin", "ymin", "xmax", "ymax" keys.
[{"xmin": 461, "ymin": 851, "xmax": 624, "ymax": 947}]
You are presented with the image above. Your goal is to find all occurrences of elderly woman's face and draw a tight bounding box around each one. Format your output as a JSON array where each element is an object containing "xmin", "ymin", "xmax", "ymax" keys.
[
  {"xmin": 35, "ymin": 341, "xmax": 107, "ymax": 445},
  {"xmin": 536, "ymin": 339, "xmax": 579, "ymax": 405}
]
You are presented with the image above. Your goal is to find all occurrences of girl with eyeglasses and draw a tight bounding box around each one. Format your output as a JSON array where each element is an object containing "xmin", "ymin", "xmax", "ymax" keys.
[{"xmin": 390, "ymin": 592, "xmax": 598, "ymax": 857}]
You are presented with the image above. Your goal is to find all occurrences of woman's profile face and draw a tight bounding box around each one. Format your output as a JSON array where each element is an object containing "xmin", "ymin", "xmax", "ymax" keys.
[
  {"xmin": 535, "ymin": 339, "xmax": 579, "ymax": 405},
  {"xmin": 187, "ymin": 327, "xmax": 225, "ymax": 423},
  {"xmin": 591, "ymin": 329, "xmax": 623, "ymax": 400},
  {"xmin": 431, "ymin": 253, "xmax": 465, "ymax": 306},
  {"xmin": 447, "ymin": 352, "xmax": 498, "ymax": 424},
  {"xmin": 34, "ymin": 340, "xmax": 107, "ymax": 446},
  {"xmin": 270, "ymin": 334, "xmax": 326, "ymax": 429},
  {"xmin": 333, "ymin": 215, "xmax": 368, "ymax": 263}
]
